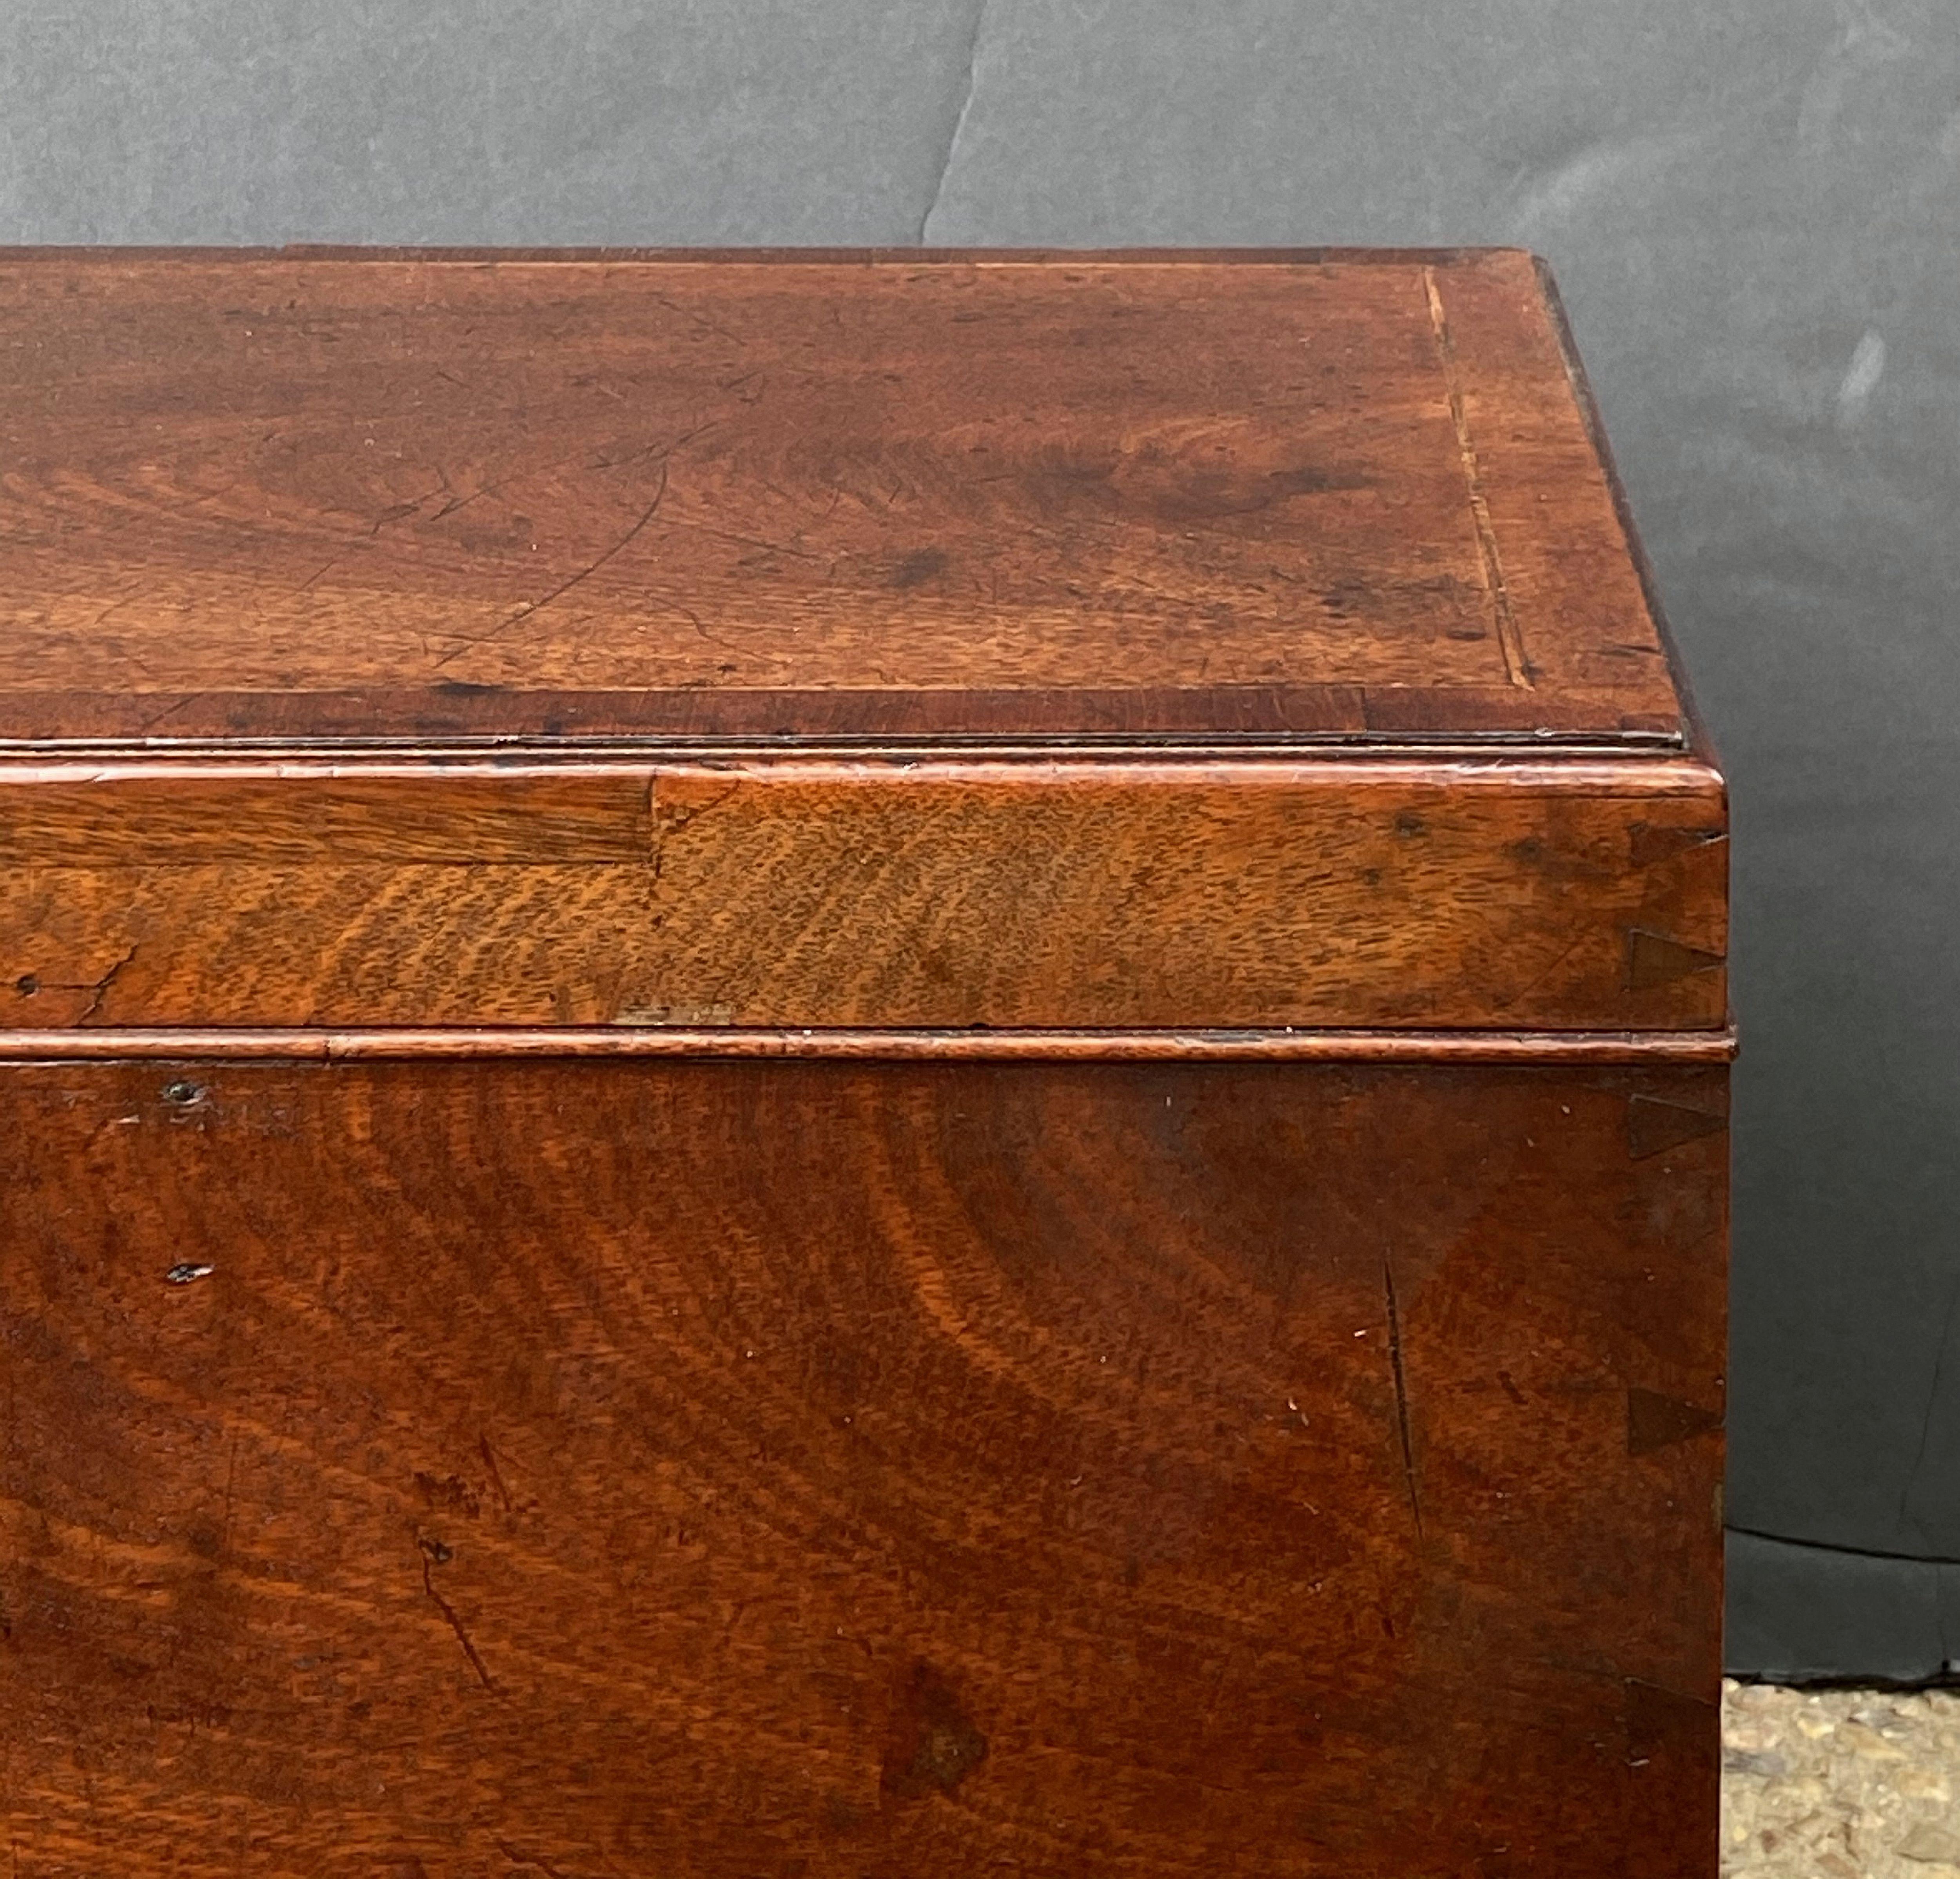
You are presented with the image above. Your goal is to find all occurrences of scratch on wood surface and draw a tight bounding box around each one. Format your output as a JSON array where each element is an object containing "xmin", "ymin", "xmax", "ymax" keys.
[
  {"xmin": 496, "ymin": 1843, "xmax": 571, "ymax": 1879},
  {"xmin": 425, "ymin": 419, "xmax": 726, "ymax": 670},
  {"xmin": 290, "ymin": 554, "xmax": 343, "ymax": 594},
  {"xmin": 432, "ymin": 462, "xmax": 672, "ymax": 671},
  {"xmin": 220, "ymin": 1434, "xmax": 238, "ymax": 1555},
  {"xmin": 479, "ymin": 1435, "xmax": 514, "ymax": 1514},
  {"xmin": 1383, "ymin": 1256, "xmax": 1423, "ymax": 1536},
  {"xmin": 427, "ymin": 446, "xmax": 587, "ymax": 522},
  {"xmin": 648, "ymin": 292, "xmax": 743, "ymax": 348},
  {"xmin": 1422, "ymin": 267, "xmax": 1532, "ymax": 690},
  {"xmin": 419, "ymin": 1539, "xmax": 496, "ymax": 1692},
  {"xmin": 136, "ymin": 693, "xmax": 207, "ymax": 734}
]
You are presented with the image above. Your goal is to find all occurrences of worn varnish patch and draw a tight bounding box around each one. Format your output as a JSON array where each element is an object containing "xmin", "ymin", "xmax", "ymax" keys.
[
  {"xmin": 880, "ymin": 1664, "xmax": 989, "ymax": 1802},
  {"xmin": 1629, "ymin": 1388, "xmax": 1725, "ymax": 1457}
]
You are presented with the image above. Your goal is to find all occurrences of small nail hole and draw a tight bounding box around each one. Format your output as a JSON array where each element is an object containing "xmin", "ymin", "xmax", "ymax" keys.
[
  {"xmin": 160, "ymin": 1079, "xmax": 203, "ymax": 1106},
  {"xmin": 14, "ymin": 974, "xmax": 38, "ymax": 997}
]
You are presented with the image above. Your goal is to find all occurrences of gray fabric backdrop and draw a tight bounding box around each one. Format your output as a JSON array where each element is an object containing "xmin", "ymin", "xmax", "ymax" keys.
[{"xmin": 5, "ymin": 0, "xmax": 1956, "ymax": 1679}]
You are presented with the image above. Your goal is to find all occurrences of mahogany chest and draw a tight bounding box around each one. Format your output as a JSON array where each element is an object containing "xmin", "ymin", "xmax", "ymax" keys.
[{"xmin": 0, "ymin": 249, "xmax": 1728, "ymax": 1876}]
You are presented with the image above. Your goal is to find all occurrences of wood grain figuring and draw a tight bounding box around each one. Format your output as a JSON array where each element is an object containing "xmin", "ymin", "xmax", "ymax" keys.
[
  {"xmin": 0, "ymin": 1058, "xmax": 1725, "ymax": 1877},
  {"xmin": 0, "ymin": 248, "xmax": 1682, "ymax": 745},
  {"xmin": 0, "ymin": 758, "xmax": 1727, "ymax": 1031}
]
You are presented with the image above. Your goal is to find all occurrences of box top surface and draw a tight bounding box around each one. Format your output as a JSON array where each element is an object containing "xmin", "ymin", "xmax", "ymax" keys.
[{"xmin": 0, "ymin": 247, "xmax": 1691, "ymax": 751}]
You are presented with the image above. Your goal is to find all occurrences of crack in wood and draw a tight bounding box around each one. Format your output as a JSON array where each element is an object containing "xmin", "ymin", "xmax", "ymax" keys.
[
  {"xmin": 1383, "ymin": 1256, "xmax": 1423, "ymax": 1537},
  {"xmin": 76, "ymin": 943, "xmax": 140, "ymax": 1025}
]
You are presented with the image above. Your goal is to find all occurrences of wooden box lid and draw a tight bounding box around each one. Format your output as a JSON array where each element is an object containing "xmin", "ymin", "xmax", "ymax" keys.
[
  {"xmin": 0, "ymin": 249, "xmax": 1726, "ymax": 1043},
  {"xmin": 3, "ymin": 247, "xmax": 1683, "ymax": 749}
]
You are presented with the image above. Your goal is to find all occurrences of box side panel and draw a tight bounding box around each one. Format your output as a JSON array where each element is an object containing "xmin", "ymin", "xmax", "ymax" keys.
[{"xmin": 0, "ymin": 1057, "xmax": 1723, "ymax": 1877}]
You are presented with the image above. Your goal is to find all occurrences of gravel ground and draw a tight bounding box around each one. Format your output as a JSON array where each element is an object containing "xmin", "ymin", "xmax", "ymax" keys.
[{"xmin": 1724, "ymin": 1679, "xmax": 1960, "ymax": 1877}]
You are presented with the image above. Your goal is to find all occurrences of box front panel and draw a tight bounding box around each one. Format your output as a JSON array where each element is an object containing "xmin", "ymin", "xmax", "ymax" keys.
[{"xmin": 0, "ymin": 1058, "xmax": 1723, "ymax": 1876}]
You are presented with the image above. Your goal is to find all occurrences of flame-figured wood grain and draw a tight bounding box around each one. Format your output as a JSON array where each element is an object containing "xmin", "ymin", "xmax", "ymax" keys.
[
  {"xmin": 0, "ymin": 1057, "xmax": 1724, "ymax": 1877},
  {"xmin": 0, "ymin": 758, "xmax": 1726, "ymax": 1030}
]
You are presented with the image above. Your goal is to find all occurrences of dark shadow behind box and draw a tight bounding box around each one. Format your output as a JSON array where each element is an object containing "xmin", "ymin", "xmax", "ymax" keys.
[{"xmin": 0, "ymin": 249, "xmax": 1728, "ymax": 1877}]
